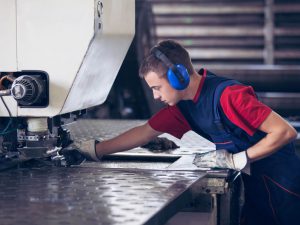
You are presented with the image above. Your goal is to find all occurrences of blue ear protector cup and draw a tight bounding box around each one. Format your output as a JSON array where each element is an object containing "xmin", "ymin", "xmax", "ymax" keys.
[
  {"xmin": 153, "ymin": 49, "xmax": 190, "ymax": 90},
  {"xmin": 167, "ymin": 64, "xmax": 190, "ymax": 90}
]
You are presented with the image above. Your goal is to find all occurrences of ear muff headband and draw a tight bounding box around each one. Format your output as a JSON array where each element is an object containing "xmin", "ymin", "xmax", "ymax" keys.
[{"xmin": 153, "ymin": 48, "xmax": 190, "ymax": 90}]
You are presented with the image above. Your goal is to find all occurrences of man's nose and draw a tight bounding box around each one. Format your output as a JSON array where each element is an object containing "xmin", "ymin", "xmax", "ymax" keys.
[{"xmin": 153, "ymin": 90, "xmax": 160, "ymax": 100}]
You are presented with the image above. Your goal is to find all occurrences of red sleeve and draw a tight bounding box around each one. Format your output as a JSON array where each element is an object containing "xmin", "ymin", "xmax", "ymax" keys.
[
  {"xmin": 220, "ymin": 85, "xmax": 272, "ymax": 136},
  {"xmin": 148, "ymin": 105, "xmax": 191, "ymax": 139}
]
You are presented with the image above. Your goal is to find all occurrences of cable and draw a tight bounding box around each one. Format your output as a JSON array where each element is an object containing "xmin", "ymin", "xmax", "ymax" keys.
[
  {"xmin": 0, "ymin": 96, "xmax": 13, "ymax": 134},
  {"xmin": 1, "ymin": 96, "xmax": 12, "ymax": 117}
]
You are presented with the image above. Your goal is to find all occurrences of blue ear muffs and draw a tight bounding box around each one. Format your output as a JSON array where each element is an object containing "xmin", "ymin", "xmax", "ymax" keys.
[
  {"xmin": 153, "ymin": 48, "xmax": 190, "ymax": 90},
  {"xmin": 167, "ymin": 64, "xmax": 190, "ymax": 90}
]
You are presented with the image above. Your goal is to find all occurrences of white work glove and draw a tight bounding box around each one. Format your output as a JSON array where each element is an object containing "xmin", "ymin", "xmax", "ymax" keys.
[
  {"xmin": 193, "ymin": 149, "xmax": 249, "ymax": 174},
  {"xmin": 73, "ymin": 139, "xmax": 101, "ymax": 161}
]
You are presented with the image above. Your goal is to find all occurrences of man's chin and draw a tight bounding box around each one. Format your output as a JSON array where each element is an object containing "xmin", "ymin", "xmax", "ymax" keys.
[{"xmin": 161, "ymin": 100, "xmax": 174, "ymax": 106}]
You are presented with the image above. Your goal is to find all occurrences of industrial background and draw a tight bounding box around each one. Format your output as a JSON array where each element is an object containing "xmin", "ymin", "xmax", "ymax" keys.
[{"xmin": 91, "ymin": 0, "xmax": 300, "ymax": 149}]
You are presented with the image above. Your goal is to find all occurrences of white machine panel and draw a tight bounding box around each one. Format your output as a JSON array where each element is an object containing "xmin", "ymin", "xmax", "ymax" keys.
[
  {"xmin": 0, "ymin": 0, "xmax": 135, "ymax": 117},
  {"xmin": 0, "ymin": 0, "xmax": 17, "ymax": 71},
  {"xmin": 17, "ymin": 0, "xmax": 94, "ymax": 117},
  {"xmin": 62, "ymin": 0, "xmax": 135, "ymax": 113}
]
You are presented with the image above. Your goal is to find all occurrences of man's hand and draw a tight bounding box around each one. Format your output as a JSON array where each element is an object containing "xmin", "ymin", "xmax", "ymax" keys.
[
  {"xmin": 73, "ymin": 139, "xmax": 101, "ymax": 161},
  {"xmin": 141, "ymin": 137, "xmax": 179, "ymax": 152},
  {"xmin": 193, "ymin": 149, "xmax": 248, "ymax": 171}
]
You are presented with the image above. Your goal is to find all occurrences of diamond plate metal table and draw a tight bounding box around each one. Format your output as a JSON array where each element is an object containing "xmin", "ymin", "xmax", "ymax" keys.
[
  {"xmin": 0, "ymin": 119, "xmax": 235, "ymax": 225},
  {"xmin": 63, "ymin": 119, "xmax": 239, "ymax": 225},
  {"xmin": 0, "ymin": 167, "xmax": 205, "ymax": 225}
]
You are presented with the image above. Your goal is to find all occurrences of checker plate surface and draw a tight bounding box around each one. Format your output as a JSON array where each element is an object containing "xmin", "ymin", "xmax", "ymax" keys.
[
  {"xmin": 0, "ymin": 167, "xmax": 205, "ymax": 225},
  {"xmin": 65, "ymin": 119, "xmax": 215, "ymax": 155}
]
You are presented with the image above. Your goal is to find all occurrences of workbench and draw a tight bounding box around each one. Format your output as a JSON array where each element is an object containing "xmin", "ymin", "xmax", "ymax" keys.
[{"xmin": 0, "ymin": 119, "xmax": 241, "ymax": 225}]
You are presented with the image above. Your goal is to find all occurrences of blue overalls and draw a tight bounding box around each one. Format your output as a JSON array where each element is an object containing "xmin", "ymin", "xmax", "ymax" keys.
[{"xmin": 178, "ymin": 70, "xmax": 300, "ymax": 225}]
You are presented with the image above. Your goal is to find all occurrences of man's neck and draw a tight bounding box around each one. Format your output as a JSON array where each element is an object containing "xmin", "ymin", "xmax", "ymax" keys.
[{"xmin": 182, "ymin": 72, "xmax": 202, "ymax": 101}]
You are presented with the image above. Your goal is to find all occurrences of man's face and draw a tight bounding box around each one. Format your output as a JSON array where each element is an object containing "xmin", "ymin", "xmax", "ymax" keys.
[{"xmin": 144, "ymin": 71, "xmax": 181, "ymax": 106}]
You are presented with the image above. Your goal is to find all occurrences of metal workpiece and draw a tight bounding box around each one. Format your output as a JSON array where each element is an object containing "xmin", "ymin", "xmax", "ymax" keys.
[
  {"xmin": 0, "ymin": 166, "xmax": 205, "ymax": 225},
  {"xmin": 65, "ymin": 119, "xmax": 215, "ymax": 155},
  {"xmin": 65, "ymin": 119, "xmax": 228, "ymax": 174},
  {"xmin": 65, "ymin": 119, "xmax": 229, "ymax": 186}
]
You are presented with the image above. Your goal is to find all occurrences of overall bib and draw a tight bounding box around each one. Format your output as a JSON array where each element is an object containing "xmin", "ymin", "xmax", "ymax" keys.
[{"xmin": 178, "ymin": 71, "xmax": 300, "ymax": 225}]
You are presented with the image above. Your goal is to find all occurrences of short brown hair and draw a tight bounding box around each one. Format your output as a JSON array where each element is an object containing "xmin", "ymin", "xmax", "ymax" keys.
[{"xmin": 139, "ymin": 40, "xmax": 194, "ymax": 78}]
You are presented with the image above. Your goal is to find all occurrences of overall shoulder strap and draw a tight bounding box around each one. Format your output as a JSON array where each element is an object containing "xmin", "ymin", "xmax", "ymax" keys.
[{"xmin": 213, "ymin": 79, "xmax": 241, "ymax": 131}]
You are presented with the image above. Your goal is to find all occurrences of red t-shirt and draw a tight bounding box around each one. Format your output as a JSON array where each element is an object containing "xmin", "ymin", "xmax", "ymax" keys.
[{"xmin": 148, "ymin": 74, "xmax": 272, "ymax": 139}]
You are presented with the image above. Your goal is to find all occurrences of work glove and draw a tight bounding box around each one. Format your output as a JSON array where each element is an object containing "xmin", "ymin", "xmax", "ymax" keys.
[
  {"xmin": 141, "ymin": 137, "xmax": 179, "ymax": 152},
  {"xmin": 193, "ymin": 149, "xmax": 249, "ymax": 173},
  {"xmin": 73, "ymin": 139, "xmax": 101, "ymax": 161}
]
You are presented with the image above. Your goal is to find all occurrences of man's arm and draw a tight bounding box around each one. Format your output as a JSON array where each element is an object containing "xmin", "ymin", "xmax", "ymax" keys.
[
  {"xmin": 193, "ymin": 112, "xmax": 297, "ymax": 172},
  {"xmin": 95, "ymin": 122, "xmax": 163, "ymax": 158},
  {"xmin": 246, "ymin": 111, "xmax": 297, "ymax": 162}
]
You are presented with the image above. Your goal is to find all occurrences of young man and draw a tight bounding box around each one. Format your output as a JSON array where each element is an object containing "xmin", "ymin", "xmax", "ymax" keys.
[{"xmin": 77, "ymin": 40, "xmax": 300, "ymax": 225}]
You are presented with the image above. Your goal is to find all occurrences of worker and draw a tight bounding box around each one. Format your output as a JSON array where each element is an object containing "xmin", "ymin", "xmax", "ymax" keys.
[{"xmin": 76, "ymin": 40, "xmax": 300, "ymax": 225}]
